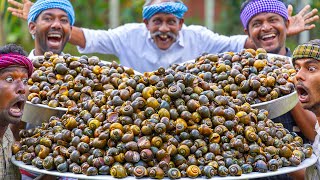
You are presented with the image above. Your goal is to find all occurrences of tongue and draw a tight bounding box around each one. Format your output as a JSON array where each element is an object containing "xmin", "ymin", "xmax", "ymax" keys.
[
  {"xmin": 298, "ymin": 93, "xmax": 309, "ymax": 103},
  {"xmin": 48, "ymin": 38, "xmax": 61, "ymax": 48},
  {"xmin": 9, "ymin": 104, "xmax": 22, "ymax": 117},
  {"xmin": 263, "ymin": 36, "xmax": 275, "ymax": 42}
]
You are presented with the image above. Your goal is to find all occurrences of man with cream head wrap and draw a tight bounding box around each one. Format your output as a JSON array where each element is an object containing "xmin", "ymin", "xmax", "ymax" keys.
[
  {"xmin": 7, "ymin": 0, "xmax": 319, "ymax": 73},
  {"xmin": 0, "ymin": 44, "xmax": 33, "ymax": 180},
  {"xmin": 27, "ymin": 0, "xmax": 74, "ymax": 58},
  {"xmin": 292, "ymin": 39, "xmax": 320, "ymax": 180}
]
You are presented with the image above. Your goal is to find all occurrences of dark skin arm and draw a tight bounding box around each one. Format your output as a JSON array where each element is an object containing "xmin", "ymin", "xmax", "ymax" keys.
[
  {"xmin": 291, "ymin": 102, "xmax": 317, "ymax": 141},
  {"xmin": 9, "ymin": 122, "xmax": 25, "ymax": 140},
  {"xmin": 69, "ymin": 26, "xmax": 86, "ymax": 48}
]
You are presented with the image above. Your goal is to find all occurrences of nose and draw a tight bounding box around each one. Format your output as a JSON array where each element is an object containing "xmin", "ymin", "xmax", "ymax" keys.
[
  {"xmin": 51, "ymin": 18, "xmax": 62, "ymax": 29},
  {"xmin": 16, "ymin": 81, "xmax": 27, "ymax": 95},
  {"xmin": 261, "ymin": 22, "xmax": 272, "ymax": 31},
  {"xmin": 159, "ymin": 23, "xmax": 170, "ymax": 32},
  {"xmin": 295, "ymin": 69, "xmax": 305, "ymax": 83}
]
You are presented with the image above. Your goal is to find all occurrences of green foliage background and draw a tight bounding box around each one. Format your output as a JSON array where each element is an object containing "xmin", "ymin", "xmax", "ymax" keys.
[{"xmin": 1, "ymin": 0, "xmax": 319, "ymax": 62}]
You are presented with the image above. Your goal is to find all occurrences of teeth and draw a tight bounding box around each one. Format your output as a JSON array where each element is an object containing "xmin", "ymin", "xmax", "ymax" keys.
[
  {"xmin": 262, "ymin": 34, "xmax": 275, "ymax": 40},
  {"xmin": 159, "ymin": 35, "xmax": 168, "ymax": 39},
  {"xmin": 48, "ymin": 34, "xmax": 61, "ymax": 38}
]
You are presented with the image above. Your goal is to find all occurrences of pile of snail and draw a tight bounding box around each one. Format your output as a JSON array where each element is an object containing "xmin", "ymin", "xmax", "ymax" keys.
[
  {"xmin": 168, "ymin": 48, "xmax": 296, "ymax": 105},
  {"xmin": 28, "ymin": 51, "xmax": 137, "ymax": 108},
  {"xmin": 13, "ymin": 49, "xmax": 312, "ymax": 178}
]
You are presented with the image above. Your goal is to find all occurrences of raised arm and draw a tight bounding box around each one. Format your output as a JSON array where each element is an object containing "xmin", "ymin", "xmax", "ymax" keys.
[
  {"xmin": 69, "ymin": 26, "xmax": 86, "ymax": 48},
  {"xmin": 291, "ymin": 102, "xmax": 317, "ymax": 141},
  {"xmin": 287, "ymin": 4, "xmax": 319, "ymax": 36},
  {"xmin": 7, "ymin": 0, "xmax": 33, "ymax": 20}
]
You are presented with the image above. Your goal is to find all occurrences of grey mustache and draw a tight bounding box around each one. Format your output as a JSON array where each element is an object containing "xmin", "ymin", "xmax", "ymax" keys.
[{"xmin": 151, "ymin": 31, "xmax": 177, "ymax": 41}]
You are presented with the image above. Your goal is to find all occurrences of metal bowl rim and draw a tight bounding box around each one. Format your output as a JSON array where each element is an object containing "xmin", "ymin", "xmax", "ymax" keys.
[
  {"xmin": 251, "ymin": 90, "xmax": 297, "ymax": 108},
  {"xmin": 25, "ymin": 101, "xmax": 68, "ymax": 111}
]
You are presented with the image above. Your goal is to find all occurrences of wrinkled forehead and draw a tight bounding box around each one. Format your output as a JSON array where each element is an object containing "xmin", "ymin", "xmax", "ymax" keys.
[
  {"xmin": 294, "ymin": 58, "xmax": 319, "ymax": 66},
  {"xmin": 0, "ymin": 66, "xmax": 29, "ymax": 76}
]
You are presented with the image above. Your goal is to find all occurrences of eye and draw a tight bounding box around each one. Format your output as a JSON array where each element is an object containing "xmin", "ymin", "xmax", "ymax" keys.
[
  {"xmin": 308, "ymin": 66, "xmax": 316, "ymax": 72},
  {"xmin": 153, "ymin": 19, "xmax": 161, "ymax": 25},
  {"xmin": 168, "ymin": 20, "xmax": 176, "ymax": 25},
  {"xmin": 252, "ymin": 22, "xmax": 261, "ymax": 28},
  {"xmin": 61, "ymin": 18, "xmax": 69, "ymax": 24},
  {"xmin": 44, "ymin": 17, "xmax": 52, "ymax": 22},
  {"xmin": 22, "ymin": 78, "xmax": 28, "ymax": 85},
  {"xmin": 5, "ymin": 76, "xmax": 13, "ymax": 83}
]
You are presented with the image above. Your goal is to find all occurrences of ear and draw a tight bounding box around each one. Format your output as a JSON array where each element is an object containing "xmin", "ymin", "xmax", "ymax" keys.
[
  {"xmin": 285, "ymin": 20, "xmax": 289, "ymax": 29},
  {"xmin": 244, "ymin": 28, "xmax": 249, "ymax": 36},
  {"xmin": 28, "ymin": 22, "xmax": 36, "ymax": 36},
  {"xmin": 179, "ymin": 18, "xmax": 184, "ymax": 29},
  {"xmin": 143, "ymin": 19, "xmax": 149, "ymax": 28}
]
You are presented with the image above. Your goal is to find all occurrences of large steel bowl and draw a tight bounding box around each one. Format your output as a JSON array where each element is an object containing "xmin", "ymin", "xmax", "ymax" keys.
[
  {"xmin": 251, "ymin": 91, "xmax": 298, "ymax": 119},
  {"xmin": 22, "ymin": 56, "xmax": 142, "ymax": 126},
  {"xmin": 22, "ymin": 101, "xmax": 67, "ymax": 126},
  {"xmin": 178, "ymin": 53, "xmax": 296, "ymax": 119}
]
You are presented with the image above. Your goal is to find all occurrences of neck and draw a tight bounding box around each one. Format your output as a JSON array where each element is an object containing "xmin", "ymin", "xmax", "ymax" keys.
[
  {"xmin": 277, "ymin": 47, "xmax": 287, "ymax": 56},
  {"xmin": 0, "ymin": 125, "xmax": 8, "ymax": 141},
  {"xmin": 34, "ymin": 48, "xmax": 45, "ymax": 56}
]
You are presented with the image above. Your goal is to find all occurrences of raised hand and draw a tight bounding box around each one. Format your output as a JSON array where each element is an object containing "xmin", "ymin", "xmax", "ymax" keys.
[
  {"xmin": 7, "ymin": 0, "xmax": 33, "ymax": 21},
  {"xmin": 287, "ymin": 4, "xmax": 319, "ymax": 36}
]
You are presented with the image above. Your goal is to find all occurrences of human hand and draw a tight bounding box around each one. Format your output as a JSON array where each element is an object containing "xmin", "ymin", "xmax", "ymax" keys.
[
  {"xmin": 287, "ymin": 4, "xmax": 319, "ymax": 36},
  {"xmin": 7, "ymin": 0, "xmax": 34, "ymax": 21}
]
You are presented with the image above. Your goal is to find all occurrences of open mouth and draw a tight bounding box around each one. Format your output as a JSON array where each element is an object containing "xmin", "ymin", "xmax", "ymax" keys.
[
  {"xmin": 157, "ymin": 34, "xmax": 172, "ymax": 43},
  {"xmin": 9, "ymin": 99, "xmax": 26, "ymax": 118},
  {"xmin": 47, "ymin": 33, "xmax": 62, "ymax": 48},
  {"xmin": 296, "ymin": 84, "xmax": 309, "ymax": 103},
  {"xmin": 261, "ymin": 33, "xmax": 276, "ymax": 42}
]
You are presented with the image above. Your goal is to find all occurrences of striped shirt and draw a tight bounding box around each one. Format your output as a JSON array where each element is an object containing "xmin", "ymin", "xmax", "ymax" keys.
[{"xmin": 0, "ymin": 128, "xmax": 21, "ymax": 180}]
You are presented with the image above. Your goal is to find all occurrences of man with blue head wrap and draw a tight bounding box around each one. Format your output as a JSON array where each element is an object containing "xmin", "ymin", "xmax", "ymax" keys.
[
  {"xmin": 7, "ymin": 0, "xmax": 319, "ymax": 73},
  {"xmin": 27, "ymin": 0, "xmax": 74, "ymax": 57}
]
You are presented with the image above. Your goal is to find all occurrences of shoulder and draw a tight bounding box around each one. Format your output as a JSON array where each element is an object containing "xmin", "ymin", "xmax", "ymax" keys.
[
  {"xmin": 116, "ymin": 23, "xmax": 147, "ymax": 32},
  {"xmin": 4, "ymin": 127, "xmax": 14, "ymax": 143},
  {"xmin": 180, "ymin": 24, "xmax": 214, "ymax": 38},
  {"xmin": 182, "ymin": 25, "xmax": 212, "ymax": 33},
  {"xmin": 110, "ymin": 23, "xmax": 148, "ymax": 37}
]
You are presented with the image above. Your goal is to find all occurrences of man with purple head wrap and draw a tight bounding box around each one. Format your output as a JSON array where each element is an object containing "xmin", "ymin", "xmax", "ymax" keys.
[
  {"xmin": 240, "ymin": 1, "xmax": 318, "ymax": 180},
  {"xmin": 0, "ymin": 44, "xmax": 32, "ymax": 179}
]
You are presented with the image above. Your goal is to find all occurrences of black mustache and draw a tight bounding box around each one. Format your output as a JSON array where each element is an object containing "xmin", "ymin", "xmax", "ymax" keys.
[
  {"xmin": 295, "ymin": 81, "xmax": 309, "ymax": 91},
  {"xmin": 151, "ymin": 31, "xmax": 177, "ymax": 41}
]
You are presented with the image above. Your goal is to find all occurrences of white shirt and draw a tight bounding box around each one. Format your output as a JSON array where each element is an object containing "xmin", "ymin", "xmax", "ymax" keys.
[
  {"xmin": 305, "ymin": 121, "xmax": 320, "ymax": 180},
  {"xmin": 78, "ymin": 23, "xmax": 247, "ymax": 73},
  {"xmin": 28, "ymin": 49, "xmax": 37, "ymax": 59}
]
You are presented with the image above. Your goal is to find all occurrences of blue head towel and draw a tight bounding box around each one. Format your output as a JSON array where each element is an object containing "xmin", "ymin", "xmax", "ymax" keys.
[
  {"xmin": 142, "ymin": 1, "xmax": 188, "ymax": 20},
  {"xmin": 28, "ymin": 0, "xmax": 75, "ymax": 26}
]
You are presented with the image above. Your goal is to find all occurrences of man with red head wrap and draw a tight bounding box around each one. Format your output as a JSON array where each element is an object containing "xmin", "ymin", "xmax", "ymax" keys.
[{"xmin": 0, "ymin": 43, "xmax": 32, "ymax": 179}]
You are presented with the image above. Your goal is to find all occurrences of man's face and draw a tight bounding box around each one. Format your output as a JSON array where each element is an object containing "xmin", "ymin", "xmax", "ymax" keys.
[
  {"xmin": 245, "ymin": 13, "xmax": 288, "ymax": 54},
  {"xmin": 0, "ymin": 67, "xmax": 28, "ymax": 126},
  {"xmin": 144, "ymin": 13, "xmax": 183, "ymax": 50},
  {"xmin": 294, "ymin": 58, "xmax": 320, "ymax": 116},
  {"xmin": 29, "ymin": 9, "xmax": 72, "ymax": 55}
]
